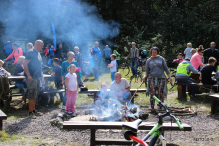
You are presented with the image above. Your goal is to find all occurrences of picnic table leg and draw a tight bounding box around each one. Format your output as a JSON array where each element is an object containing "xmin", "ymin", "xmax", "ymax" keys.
[
  {"xmin": 90, "ymin": 129, "xmax": 96, "ymax": 146},
  {"xmin": 177, "ymin": 85, "xmax": 187, "ymax": 101},
  {"xmin": 131, "ymin": 92, "xmax": 134, "ymax": 104},
  {"xmin": 211, "ymin": 99, "xmax": 215, "ymax": 114},
  {"xmin": 0, "ymin": 119, "xmax": 3, "ymax": 130},
  {"xmin": 93, "ymin": 93, "xmax": 97, "ymax": 103}
]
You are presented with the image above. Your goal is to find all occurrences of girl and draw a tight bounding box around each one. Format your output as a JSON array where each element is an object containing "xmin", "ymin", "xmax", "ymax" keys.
[{"xmin": 65, "ymin": 64, "xmax": 78, "ymax": 114}]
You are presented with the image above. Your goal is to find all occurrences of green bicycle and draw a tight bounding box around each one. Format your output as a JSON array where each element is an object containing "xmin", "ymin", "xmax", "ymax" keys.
[{"xmin": 122, "ymin": 96, "xmax": 184, "ymax": 146}]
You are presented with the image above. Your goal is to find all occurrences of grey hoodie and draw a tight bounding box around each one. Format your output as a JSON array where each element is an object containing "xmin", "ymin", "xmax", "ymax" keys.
[{"xmin": 176, "ymin": 60, "xmax": 199, "ymax": 78}]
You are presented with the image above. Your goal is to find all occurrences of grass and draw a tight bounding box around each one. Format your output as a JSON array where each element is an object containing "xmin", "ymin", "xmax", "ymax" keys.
[{"xmin": 7, "ymin": 116, "xmax": 21, "ymax": 121}]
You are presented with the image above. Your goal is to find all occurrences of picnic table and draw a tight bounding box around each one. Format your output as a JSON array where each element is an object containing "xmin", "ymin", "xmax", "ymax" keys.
[
  {"xmin": 63, "ymin": 121, "xmax": 192, "ymax": 146},
  {"xmin": 8, "ymin": 74, "xmax": 52, "ymax": 80},
  {"xmin": 208, "ymin": 94, "xmax": 219, "ymax": 114},
  {"xmin": 0, "ymin": 110, "xmax": 7, "ymax": 130}
]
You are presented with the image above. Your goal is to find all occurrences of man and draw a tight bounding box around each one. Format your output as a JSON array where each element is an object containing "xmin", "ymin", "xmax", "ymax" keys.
[
  {"xmin": 102, "ymin": 45, "xmax": 112, "ymax": 71},
  {"xmin": 204, "ymin": 42, "xmax": 219, "ymax": 68},
  {"xmin": 93, "ymin": 41, "xmax": 102, "ymax": 80},
  {"xmin": 176, "ymin": 58, "xmax": 199, "ymax": 98},
  {"xmin": 4, "ymin": 41, "xmax": 13, "ymax": 60},
  {"xmin": 126, "ymin": 42, "xmax": 139, "ymax": 75},
  {"xmin": 23, "ymin": 40, "xmax": 44, "ymax": 118},
  {"xmin": 113, "ymin": 45, "xmax": 120, "ymax": 66},
  {"xmin": 184, "ymin": 43, "xmax": 193, "ymax": 59},
  {"xmin": 55, "ymin": 44, "xmax": 63, "ymax": 62},
  {"xmin": 110, "ymin": 72, "xmax": 131, "ymax": 103}
]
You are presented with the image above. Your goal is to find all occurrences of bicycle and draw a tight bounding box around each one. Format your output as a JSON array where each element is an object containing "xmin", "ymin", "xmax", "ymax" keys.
[
  {"xmin": 168, "ymin": 68, "xmax": 177, "ymax": 89},
  {"xmin": 122, "ymin": 96, "xmax": 184, "ymax": 146},
  {"xmin": 118, "ymin": 58, "xmax": 131, "ymax": 76}
]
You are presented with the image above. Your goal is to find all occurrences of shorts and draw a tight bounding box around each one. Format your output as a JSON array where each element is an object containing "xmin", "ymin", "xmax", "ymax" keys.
[{"xmin": 26, "ymin": 77, "xmax": 40, "ymax": 100}]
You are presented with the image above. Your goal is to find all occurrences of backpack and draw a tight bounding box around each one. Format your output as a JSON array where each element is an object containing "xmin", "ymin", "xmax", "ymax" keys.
[
  {"xmin": 48, "ymin": 48, "xmax": 54, "ymax": 57},
  {"xmin": 139, "ymin": 49, "xmax": 147, "ymax": 58},
  {"xmin": 5, "ymin": 45, "xmax": 12, "ymax": 55}
]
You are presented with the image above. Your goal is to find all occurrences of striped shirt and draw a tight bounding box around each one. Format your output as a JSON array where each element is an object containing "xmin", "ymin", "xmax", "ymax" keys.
[{"xmin": 128, "ymin": 48, "xmax": 139, "ymax": 59}]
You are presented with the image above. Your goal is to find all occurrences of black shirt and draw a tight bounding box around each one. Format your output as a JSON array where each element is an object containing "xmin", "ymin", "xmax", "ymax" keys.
[
  {"xmin": 14, "ymin": 64, "xmax": 24, "ymax": 83},
  {"xmin": 204, "ymin": 48, "xmax": 219, "ymax": 64},
  {"xmin": 52, "ymin": 65, "xmax": 62, "ymax": 82},
  {"xmin": 25, "ymin": 49, "xmax": 42, "ymax": 78},
  {"xmin": 201, "ymin": 65, "xmax": 216, "ymax": 84}
]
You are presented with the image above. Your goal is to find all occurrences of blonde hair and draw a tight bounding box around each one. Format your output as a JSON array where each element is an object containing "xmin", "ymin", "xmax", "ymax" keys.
[
  {"xmin": 74, "ymin": 46, "xmax": 79, "ymax": 51},
  {"xmin": 17, "ymin": 56, "xmax": 25, "ymax": 65},
  {"xmin": 187, "ymin": 43, "xmax": 192, "ymax": 47},
  {"xmin": 0, "ymin": 59, "xmax": 4, "ymax": 64},
  {"xmin": 67, "ymin": 51, "xmax": 75, "ymax": 58},
  {"xmin": 190, "ymin": 48, "xmax": 197, "ymax": 54},
  {"xmin": 26, "ymin": 42, "xmax": 33, "ymax": 49},
  {"xmin": 67, "ymin": 64, "xmax": 76, "ymax": 72}
]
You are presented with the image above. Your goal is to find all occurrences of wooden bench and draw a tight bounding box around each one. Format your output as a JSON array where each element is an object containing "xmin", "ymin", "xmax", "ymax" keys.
[
  {"xmin": 0, "ymin": 110, "xmax": 7, "ymax": 130},
  {"xmin": 79, "ymin": 89, "xmax": 146, "ymax": 103},
  {"xmin": 208, "ymin": 94, "xmax": 219, "ymax": 114},
  {"xmin": 11, "ymin": 89, "xmax": 65, "ymax": 96},
  {"xmin": 63, "ymin": 121, "xmax": 192, "ymax": 146}
]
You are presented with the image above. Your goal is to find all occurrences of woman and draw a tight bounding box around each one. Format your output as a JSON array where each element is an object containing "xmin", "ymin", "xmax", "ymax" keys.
[
  {"xmin": 190, "ymin": 45, "xmax": 204, "ymax": 70},
  {"xmin": 26, "ymin": 42, "xmax": 33, "ymax": 50},
  {"xmin": 5, "ymin": 43, "xmax": 23, "ymax": 64},
  {"xmin": 13, "ymin": 56, "xmax": 27, "ymax": 103},
  {"xmin": 143, "ymin": 47, "xmax": 172, "ymax": 109},
  {"xmin": 61, "ymin": 51, "xmax": 84, "ymax": 109}
]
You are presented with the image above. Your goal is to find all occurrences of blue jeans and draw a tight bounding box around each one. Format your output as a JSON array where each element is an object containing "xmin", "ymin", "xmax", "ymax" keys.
[
  {"xmin": 120, "ymin": 92, "xmax": 131, "ymax": 103},
  {"xmin": 176, "ymin": 77, "xmax": 197, "ymax": 96},
  {"xmin": 15, "ymin": 82, "xmax": 27, "ymax": 93},
  {"xmin": 111, "ymin": 72, "xmax": 116, "ymax": 81},
  {"xmin": 105, "ymin": 58, "xmax": 111, "ymax": 70},
  {"xmin": 131, "ymin": 58, "xmax": 138, "ymax": 75},
  {"xmin": 93, "ymin": 58, "xmax": 101, "ymax": 79},
  {"xmin": 48, "ymin": 57, "xmax": 53, "ymax": 66}
]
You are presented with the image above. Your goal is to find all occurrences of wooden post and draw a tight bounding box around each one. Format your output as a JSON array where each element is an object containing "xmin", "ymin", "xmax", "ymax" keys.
[
  {"xmin": 0, "ymin": 120, "xmax": 2, "ymax": 130},
  {"xmin": 177, "ymin": 85, "xmax": 187, "ymax": 101},
  {"xmin": 211, "ymin": 99, "xmax": 215, "ymax": 114},
  {"xmin": 131, "ymin": 92, "xmax": 134, "ymax": 104},
  {"xmin": 90, "ymin": 129, "xmax": 96, "ymax": 146}
]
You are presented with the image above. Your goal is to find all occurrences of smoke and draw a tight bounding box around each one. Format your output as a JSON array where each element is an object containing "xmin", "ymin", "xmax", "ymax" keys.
[{"xmin": 0, "ymin": 0, "xmax": 120, "ymax": 51}]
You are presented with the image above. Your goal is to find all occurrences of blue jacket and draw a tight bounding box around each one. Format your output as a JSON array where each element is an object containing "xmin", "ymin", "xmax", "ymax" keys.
[
  {"xmin": 61, "ymin": 61, "xmax": 80, "ymax": 77},
  {"xmin": 103, "ymin": 47, "xmax": 112, "ymax": 58},
  {"xmin": 93, "ymin": 47, "xmax": 102, "ymax": 59}
]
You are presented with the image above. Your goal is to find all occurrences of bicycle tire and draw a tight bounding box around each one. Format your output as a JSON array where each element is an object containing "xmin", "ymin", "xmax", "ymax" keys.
[
  {"xmin": 130, "ymin": 73, "xmax": 143, "ymax": 89},
  {"xmin": 118, "ymin": 64, "xmax": 130, "ymax": 76},
  {"xmin": 169, "ymin": 75, "xmax": 176, "ymax": 89}
]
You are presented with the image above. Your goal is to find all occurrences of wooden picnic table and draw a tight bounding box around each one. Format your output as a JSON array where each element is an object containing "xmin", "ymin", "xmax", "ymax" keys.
[
  {"xmin": 208, "ymin": 94, "xmax": 219, "ymax": 114},
  {"xmin": 63, "ymin": 121, "xmax": 192, "ymax": 146},
  {"xmin": 0, "ymin": 110, "xmax": 7, "ymax": 130},
  {"xmin": 8, "ymin": 74, "xmax": 52, "ymax": 80}
]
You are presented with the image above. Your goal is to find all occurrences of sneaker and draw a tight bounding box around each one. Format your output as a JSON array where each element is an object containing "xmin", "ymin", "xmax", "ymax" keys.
[
  {"xmin": 33, "ymin": 110, "xmax": 43, "ymax": 116},
  {"xmin": 65, "ymin": 110, "xmax": 73, "ymax": 115},
  {"xmin": 62, "ymin": 105, "xmax": 66, "ymax": 110},
  {"xmin": 29, "ymin": 112, "xmax": 36, "ymax": 119},
  {"xmin": 84, "ymin": 79, "xmax": 89, "ymax": 82}
]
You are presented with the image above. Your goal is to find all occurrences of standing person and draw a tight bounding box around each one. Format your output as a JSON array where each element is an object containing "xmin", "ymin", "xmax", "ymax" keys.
[
  {"xmin": 26, "ymin": 42, "xmax": 33, "ymax": 50},
  {"xmin": 190, "ymin": 45, "xmax": 204, "ymax": 70},
  {"xmin": 47, "ymin": 45, "xmax": 56, "ymax": 66},
  {"xmin": 51, "ymin": 58, "xmax": 64, "ymax": 104},
  {"xmin": 93, "ymin": 41, "xmax": 102, "ymax": 80},
  {"xmin": 204, "ymin": 42, "xmax": 219, "ymax": 68},
  {"xmin": 142, "ymin": 47, "xmax": 172, "ymax": 109},
  {"xmin": 55, "ymin": 44, "xmax": 63, "ymax": 62},
  {"xmin": 103, "ymin": 45, "xmax": 112, "ymax": 71},
  {"xmin": 65, "ymin": 64, "xmax": 78, "ymax": 114},
  {"xmin": 74, "ymin": 46, "xmax": 82, "ymax": 68},
  {"xmin": 44, "ymin": 44, "xmax": 50, "ymax": 56},
  {"xmin": 184, "ymin": 43, "xmax": 193, "ymax": 59},
  {"xmin": 126, "ymin": 42, "xmax": 139, "ymax": 76},
  {"xmin": 113, "ymin": 45, "xmax": 120, "ymax": 67},
  {"xmin": 5, "ymin": 42, "xmax": 23, "ymax": 64},
  {"xmin": 108, "ymin": 54, "xmax": 117, "ymax": 81},
  {"xmin": 4, "ymin": 41, "xmax": 13, "ymax": 60},
  {"xmin": 23, "ymin": 40, "xmax": 44, "ymax": 118},
  {"xmin": 176, "ymin": 58, "xmax": 199, "ymax": 98},
  {"xmin": 190, "ymin": 48, "xmax": 197, "ymax": 56}
]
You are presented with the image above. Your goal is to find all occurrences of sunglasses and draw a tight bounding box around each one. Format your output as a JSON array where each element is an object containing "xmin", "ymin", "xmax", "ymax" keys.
[{"xmin": 152, "ymin": 47, "xmax": 158, "ymax": 50}]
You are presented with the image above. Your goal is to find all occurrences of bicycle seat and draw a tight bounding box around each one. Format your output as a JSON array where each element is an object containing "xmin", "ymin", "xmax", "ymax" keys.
[
  {"xmin": 122, "ymin": 119, "xmax": 142, "ymax": 133},
  {"xmin": 170, "ymin": 69, "xmax": 175, "ymax": 71}
]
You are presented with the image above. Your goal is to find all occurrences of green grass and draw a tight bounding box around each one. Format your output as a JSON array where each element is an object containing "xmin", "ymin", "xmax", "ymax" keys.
[
  {"xmin": 0, "ymin": 130, "xmax": 10, "ymax": 142},
  {"xmin": 7, "ymin": 116, "xmax": 21, "ymax": 121}
]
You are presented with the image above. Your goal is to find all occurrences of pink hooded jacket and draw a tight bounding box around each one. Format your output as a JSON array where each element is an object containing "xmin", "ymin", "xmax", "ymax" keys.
[
  {"xmin": 6, "ymin": 48, "xmax": 23, "ymax": 64},
  {"xmin": 190, "ymin": 52, "xmax": 204, "ymax": 69}
]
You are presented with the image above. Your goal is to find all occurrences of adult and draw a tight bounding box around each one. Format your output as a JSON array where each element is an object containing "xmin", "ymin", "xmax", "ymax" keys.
[
  {"xmin": 184, "ymin": 43, "xmax": 193, "ymax": 59},
  {"xmin": 190, "ymin": 45, "xmax": 204, "ymax": 70},
  {"xmin": 92, "ymin": 41, "xmax": 102, "ymax": 80},
  {"xmin": 176, "ymin": 58, "xmax": 199, "ymax": 98},
  {"xmin": 113, "ymin": 45, "xmax": 120, "ymax": 67},
  {"xmin": 26, "ymin": 42, "xmax": 33, "ymax": 50},
  {"xmin": 61, "ymin": 51, "xmax": 84, "ymax": 109},
  {"xmin": 126, "ymin": 42, "xmax": 139, "ymax": 75},
  {"xmin": 5, "ymin": 42, "xmax": 23, "ymax": 64},
  {"xmin": 44, "ymin": 44, "xmax": 50, "ymax": 56},
  {"xmin": 143, "ymin": 47, "xmax": 172, "ymax": 109},
  {"xmin": 103, "ymin": 45, "xmax": 112, "ymax": 71},
  {"xmin": 23, "ymin": 40, "xmax": 44, "ymax": 118},
  {"xmin": 190, "ymin": 48, "xmax": 197, "ymax": 56},
  {"xmin": 55, "ymin": 44, "xmax": 63, "ymax": 61},
  {"xmin": 110, "ymin": 72, "xmax": 131, "ymax": 103},
  {"xmin": 204, "ymin": 42, "xmax": 219, "ymax": 68},
  {"xmin": 4, "ymin": 41, "xmax": 13, "ymax": 60},
  {"xmin": 48, "ymin": 45, "xmax": 56, "ymax": 66}
]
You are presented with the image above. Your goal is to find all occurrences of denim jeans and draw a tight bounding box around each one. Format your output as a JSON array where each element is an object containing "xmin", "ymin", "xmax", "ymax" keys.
[
  {"xmin": 176, "ymin": 77, "xmax": 197, "ymax": 96},
  {"xmin": 105, "ymin": 58, "xmax": 111, "ymax": 70},
  {"xmin": 48, "ymin": 57, "xmax": 53, "ymax": 66},
  {"xmin": 131, "ymin": 58, "xmax": 138, "ymax": 75},
  {"xmin": 111, "ymin": 72, "xmax": 116, "ymax": 81},
  {"xmin": 55, "ymin": 81, "xmax": 64, "ymax": 103},
  {"xmin": 93, "ymin": 59, "xmax": 101, "ymax": 79},
  {"xmin": 120, "ymin": 92, "xmax": 131, "ymax": 103},
  {"xmin": 15, "ymin": 82, "xmax": 26, "ymax": 93}
]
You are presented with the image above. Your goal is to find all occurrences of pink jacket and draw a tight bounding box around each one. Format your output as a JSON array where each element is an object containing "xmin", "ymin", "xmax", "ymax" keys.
[
  {"xmin": 6, "ymin": 48, "xmax": 23, "ymax": 64},
  {"xmin": 190, "ymin": 53, "xmax": 204, "ymax": 69}
]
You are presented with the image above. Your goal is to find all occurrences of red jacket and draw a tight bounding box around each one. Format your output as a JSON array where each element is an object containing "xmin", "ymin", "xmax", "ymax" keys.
[
  {"xmin": 6, "ymin": 48, "xmax": 23, "ymax": 64},
  {"xmin": 44, "ymin": 48, "xmax": 49, "ymax": 55}
]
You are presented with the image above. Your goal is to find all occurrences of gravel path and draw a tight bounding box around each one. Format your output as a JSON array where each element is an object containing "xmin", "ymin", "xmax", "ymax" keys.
[{"xmin": 1, "ymin": 104, "xmax": 219, "ymax": 146}]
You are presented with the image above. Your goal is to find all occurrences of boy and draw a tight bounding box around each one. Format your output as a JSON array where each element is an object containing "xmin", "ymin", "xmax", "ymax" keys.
[
  {"xmin": 108, "ymin": 54, "xmax": 117, "ymax": 81},
  {"xmin": 0, "ymin": 59, "xmax": 11, "ymax": 76},
  {"xmin": 200, "ymin": 57, "xmax": 217, "ymax": 85},
  {"xmin": 51, "ymin": 58, "xmax": 64, "ymax": 104}
]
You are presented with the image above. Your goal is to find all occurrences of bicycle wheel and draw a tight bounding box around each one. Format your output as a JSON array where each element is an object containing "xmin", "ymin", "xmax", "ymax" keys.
[
  {"xmin": 169, "ymin": 75, "xmax": 176, "ymax": 89},
  {"xmin": 130, "ymin": 73, "xmax": 143, "ymax": 89},
  {"xmin": 118, "ymin": 64, "xmax": 130, "ymax": 76}
]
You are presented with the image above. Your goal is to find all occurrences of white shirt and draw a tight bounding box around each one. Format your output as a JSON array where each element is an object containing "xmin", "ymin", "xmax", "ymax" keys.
[
  {"xmin": 110, "ymin": 78, "xmax": 130, "ymax": 96},
  {"xmin": 0, "ymin": 67, "xmax": 11, "ymax": 76},
  {"xmin": 110, "ymin": 60, "xmax": 117, "ymax": 72},
  {"xmin": 65, "ymin": 73, "xmax": 77, "ymax": 91}
]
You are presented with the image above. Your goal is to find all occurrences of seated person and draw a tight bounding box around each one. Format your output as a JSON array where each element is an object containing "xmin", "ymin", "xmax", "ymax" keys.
[
  {"xmin": 200, "ymin": 57, "xmax": 217, "ymax": 85},
  {"xmin": 95, "ymin": 83, "xmax": 109, "ymax": 107},
  {"xmin": 0, "ymin": 59, "xmax": 11, "ymax": 76},
  {"xmin": 176, "ymin": 58, "xmax": 199, "ymax": 98},
  {"xmin": 173, "ymin": 53, "xmax": 184, "ymax": 63},
  {"xmin": 110, "ymin": 72, "xmax": 131, "ymax": 103}
]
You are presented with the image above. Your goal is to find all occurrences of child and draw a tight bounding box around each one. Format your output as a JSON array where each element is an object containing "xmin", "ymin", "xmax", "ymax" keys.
[
  {"xmin": 0, "ymin": 59, "xmax": 11, "ymax": 76},
  {"xmin": 95, "ymin": 83, "xmax": 109, "ymax": 108},
  {"xmin": 173, "ymin": 53, "xmax": 184, "ymax": 63},
  {"xmin": 51, "ymin": 58, "xmax": 64, "ymax": 104},
  {"xmin": 65, "ymin": 64, "xmax": 78, "ymax": 114},
  {"xmin": 108, "ymin": 54, "xmax": 117, "ymax": 81}
]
